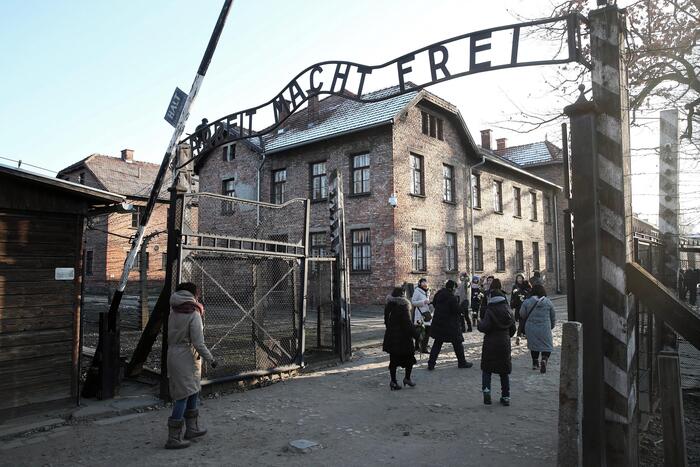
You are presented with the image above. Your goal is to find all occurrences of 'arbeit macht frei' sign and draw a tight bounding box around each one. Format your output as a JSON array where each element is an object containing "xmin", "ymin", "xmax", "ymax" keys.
[{"xmin": 181, "ymin": 14, "xmax": 586, "ymax": 165}]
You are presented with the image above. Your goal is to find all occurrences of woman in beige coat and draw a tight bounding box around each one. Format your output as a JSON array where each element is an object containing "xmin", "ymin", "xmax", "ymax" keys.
[{"xmin": 165, "ymin": 282, "xmax": 217, "ymax": 449}]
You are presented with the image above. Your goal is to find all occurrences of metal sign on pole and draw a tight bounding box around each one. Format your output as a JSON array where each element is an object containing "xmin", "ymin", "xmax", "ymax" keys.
[{"xmin": 84, "ymin": 0, "xmax": 235, "ymax": 397}]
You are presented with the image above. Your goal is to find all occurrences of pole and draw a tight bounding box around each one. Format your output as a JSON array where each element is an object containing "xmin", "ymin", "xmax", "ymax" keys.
[
  {"xmin": 590, "ymin": 4, "xmax": 637, "ymax": 465},
  {"xmin": 106, "ymin": 0, "xmax": 234, "ymax": 330},
  {"xmin": 561, "ymin": 122, "xmax": 576, "ymax": 321},
  {"xmin": 658, "ymin": 109, "xmax": 680, "ymax": 351},
  {"xmin": 84, "ymin": 0, "xmax": 233, "ymax": 398}
]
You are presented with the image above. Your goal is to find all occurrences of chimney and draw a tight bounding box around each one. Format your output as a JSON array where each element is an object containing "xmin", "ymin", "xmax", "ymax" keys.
[
  {"xmin": 307, "ymin": 93, "xmax": 319, "ymax": 126},
  {"xmin": 496, "ymin": 138, "xmax": 507, "ymax": 151},
  {"xmin": 480, "ymin": 129, "xmax": 492, "ymax": 150},
  {"xmin": 121, "ymin": 149, "xmax": 134, "ymax": 163}
]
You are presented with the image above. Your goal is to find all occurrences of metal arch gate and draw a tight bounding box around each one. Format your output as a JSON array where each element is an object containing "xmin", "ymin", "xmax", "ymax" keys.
[{"xmin": 176, "ymin": 192, "xmax": 313, "ymax": 382}]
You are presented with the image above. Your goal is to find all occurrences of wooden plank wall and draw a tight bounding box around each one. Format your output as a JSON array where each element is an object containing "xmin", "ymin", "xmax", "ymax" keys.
[{"xmin": 0, "ymin": 211, "xmax": 79, "ymax": 411}]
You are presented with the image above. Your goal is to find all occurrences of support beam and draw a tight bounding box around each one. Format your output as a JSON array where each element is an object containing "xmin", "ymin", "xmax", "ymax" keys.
[{"xmin": 657, "ymin": 352, "xmax": 688, "ymax": 467}]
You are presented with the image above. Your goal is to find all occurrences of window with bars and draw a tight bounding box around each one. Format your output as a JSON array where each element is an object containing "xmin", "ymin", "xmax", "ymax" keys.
[
  {"xmin": 222, "ymin": 144, "xmax": 236, "ymax": 162},
  {"xmin": 410, "ymin": 154, "xmax": 425, "ymax": 196},
  {"xmin": 544, "ymin": 195, "xmax": 552, "ymax": 224},
  {"xmin": 131, "ymin": 207, "xmax": 141, "ymax": 228},
  {"xmin": 272, "ymin": 169, "xmax": 287, "ymax": 204},
  {"xmin": 515, "ymin": 240, "xmax": 524, "ymax": 272},
  {"xmin": 496, "ymin": 238, "xmax": 505, "ymax": 272},
  {"xmin": 546, "ymin": 242, "xmax": 554, "ymax": 271},
  {"xmin": 474, "ymin": 235, "xmax": 484, "ymax": 272},
  {"xmin": 221, "ymin": 177, "xmax": 236, "ymax": 214},
  {"xmin": 530, "ymin": 191, "xmax": 538, "ymax": 221},
  {"xmin": 134, "ymin": 252, "xmax": 149, "ymax": 271},
  {"xmin": 351, "ymin": 229, "xmax": 371, "ymax": 272},
  {"xmin": 443, "ymin": 164, "xmax": 455, "ymax": 203},
  {"xmin": 493, "ymin": 180, "xmax": 503, "ymax": 213},
  {"xmin": 472, "ymin": 172, "xmax": 481, "ymax": 208},
  {"xmin": 445, "ymin": 232, "xmax": 458, "ymax": 271},
  {"xmin": 351, "ymin": 153, "xmax": 370, "ymax": 195},
  {"xmin": 310, "ymin": 232, "xmax": 328, "ymax": 257},
  {"xmin": 412, "ymin": 229, "xmax": 427, "ymax": 272},
  {"xmin": 420, "ymin": 111, "xmax": 444, "ymax": 140},
  {"xmin": 532, "ymin": 241, "xmax": 540, "ymax": 271},
  {"xmin": 310, "ymin": 162, "xmax": 328, "ymax": 200},
  {"xmin": 85, "ymin": 251, "xmax": 93, "ymax": 276},
  {"xmin": 513, "ymin": 187, "xmax": 522, "ymax": 217},
  {"xmin": 161, "ymin": 252, "xmax": 167, "ymax": 270}
]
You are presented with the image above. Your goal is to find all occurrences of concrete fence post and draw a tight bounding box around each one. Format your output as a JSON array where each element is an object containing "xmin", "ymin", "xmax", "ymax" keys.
[{"xmin": 558, "ymin": 321, "xmax": 583, "ymax": 467}]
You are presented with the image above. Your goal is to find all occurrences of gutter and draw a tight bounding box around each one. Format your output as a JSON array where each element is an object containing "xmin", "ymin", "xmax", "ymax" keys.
[
  {"xmin": 553, "ymin": 192, "xmax": 562, "ymax": 293},
  {"xmin": 468, "ymin": 152, "xmax": 487, "ymax": 275}
]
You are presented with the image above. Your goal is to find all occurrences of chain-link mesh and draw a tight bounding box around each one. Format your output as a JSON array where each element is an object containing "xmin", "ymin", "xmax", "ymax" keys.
[
  {"xmin": 182, "ymin": 193, "xmax": 306, "ymax": 246},
  {"xmin": 180, "ymin": 250, "xmax": 302, "ymax": 379},
  {"xmin": 176, "ymin": 193, "xmax": 309, "ymax": 381},
  {"xmin": 306, "ymin": 258, "xmax": 336, "ymax": 353}
]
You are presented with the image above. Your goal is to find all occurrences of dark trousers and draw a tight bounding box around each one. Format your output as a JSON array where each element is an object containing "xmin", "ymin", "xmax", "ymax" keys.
[
  {"xmin": 531, "ymin": 351, "xmax": 551, "ymax": 364},
  {"xmin": 428, "ymin": 339, "xmax": 467, "ymax": 367},
  {"xmin": 482, "ymin": 371, "xmax": 510, "ymax": 397}
]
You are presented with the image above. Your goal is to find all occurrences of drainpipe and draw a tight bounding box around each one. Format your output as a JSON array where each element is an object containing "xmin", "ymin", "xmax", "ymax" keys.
[
  {"xmin": 553, "ymin": 191, "xmax": 562, "ymax": 293},
  {"xmin": 256, "ymin": 136, "xmax": 267, "ymax": 226},
  {"xmin": 468, "ymin": 152, "xmax": 487, "ymax": 275}
]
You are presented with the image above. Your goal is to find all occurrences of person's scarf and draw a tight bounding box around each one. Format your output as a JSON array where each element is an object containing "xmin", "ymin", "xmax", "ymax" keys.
[{"xmin": 172, "ymin": 301, "xmax": 204, "ymax": 316}]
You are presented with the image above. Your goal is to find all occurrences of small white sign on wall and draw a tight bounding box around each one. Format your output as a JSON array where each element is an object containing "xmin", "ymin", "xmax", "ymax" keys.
[{"xmin": 55, "ymin": 268, "xmax": 75, "ymax": 280}]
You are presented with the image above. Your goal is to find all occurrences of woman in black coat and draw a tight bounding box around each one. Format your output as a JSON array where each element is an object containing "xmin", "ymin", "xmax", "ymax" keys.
[
  {"xmin": 510, "ymin": 274, "xmax": 531, "ymax": 343},
  {"xmin": 478, "ymin": 279, "xmax": 516, "ymax": 406},
  {"xmin": 383, "ymin": 287, "xmax": 418, "ymax": 390},
  {"xmin": 427, "ymin": 280, "xmax": 472, "ymax": 370}
]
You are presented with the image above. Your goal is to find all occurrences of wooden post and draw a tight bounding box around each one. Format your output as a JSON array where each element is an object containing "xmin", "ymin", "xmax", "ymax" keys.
[
  {"xmin": 589, "ymin": 5, "xmax": 638, "ymax": 465},
  {"xmin": 657, "ymin": 352, "xmax": 688, "ymax": 467},
  {"xmin": 658, "ymin": 109, "xmax": 680, "ymax": 350},
  {"xmin": 564, "ymin": 86, "xmax": 606, "ymax": 467},
  {"xmin": 558, "ymin": 321, "xmax": 583, "ymax": 467}
]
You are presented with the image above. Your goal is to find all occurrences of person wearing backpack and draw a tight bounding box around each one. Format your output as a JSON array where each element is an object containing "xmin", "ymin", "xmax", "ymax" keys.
[{"xmin": 519, "ymin": 284, "xmax": 556, "ymax": 373}]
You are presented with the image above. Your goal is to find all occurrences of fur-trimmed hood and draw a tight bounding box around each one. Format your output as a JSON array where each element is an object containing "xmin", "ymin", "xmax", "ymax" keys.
[{"xmin": 386, "ymin": 295, "xmax": 411, "ymax": 308}]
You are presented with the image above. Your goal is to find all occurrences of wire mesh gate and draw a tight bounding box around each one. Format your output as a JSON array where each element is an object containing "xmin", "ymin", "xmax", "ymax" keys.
[{"xmin": 177, "ymin": 192, "xmax": 309, "ymax": 382}]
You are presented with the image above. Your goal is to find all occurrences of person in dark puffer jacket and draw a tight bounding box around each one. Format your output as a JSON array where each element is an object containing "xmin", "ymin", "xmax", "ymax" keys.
[
  {"xmin": 383, "ymin": 287, "xmax": 418, "ymax": 390},
  {"xmin": 427, "ymin": 280, "xmax": 473, "ymax": 371},
  {"xmin": 478, "ymin": 279, "xmax": 516, "ymax": 406}
]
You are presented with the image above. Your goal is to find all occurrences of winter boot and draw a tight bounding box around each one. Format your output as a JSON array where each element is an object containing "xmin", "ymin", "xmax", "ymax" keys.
[
  {"xmin": 184, "ymin": 409, "xmax": 207, "ymax": 439},
  {"xmin": 165, "ymin": 418, "xmax": 190, "ymax": 449},
  {"xmin": 483, "ymin": 389, "xmax": 492, "ymax": 405}
]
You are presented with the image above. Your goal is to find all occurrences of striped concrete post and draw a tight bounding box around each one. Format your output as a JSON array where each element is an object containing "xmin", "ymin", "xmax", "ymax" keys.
[
  {"xmin": 659, "ymin": 109, "xmax": 679, "ymax": 290},
  {"xmin": 590, "ymin": 5, "xmax": 638, "ymax": 465}
]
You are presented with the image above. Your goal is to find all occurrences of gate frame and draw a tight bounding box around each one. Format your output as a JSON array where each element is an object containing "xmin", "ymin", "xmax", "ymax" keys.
[{"xmin": 169, "ymin": 191, "xmax": 311, "ymax": 385}]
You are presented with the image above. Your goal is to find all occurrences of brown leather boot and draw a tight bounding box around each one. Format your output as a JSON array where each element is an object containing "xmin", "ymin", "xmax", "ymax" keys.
[
  {"xmin": 184, "ymin": 409, "xmax": 207, "ymax": 439},
  {"xmin": 165, "ymin": 418, "xmax": 190, "ymax": 449}
]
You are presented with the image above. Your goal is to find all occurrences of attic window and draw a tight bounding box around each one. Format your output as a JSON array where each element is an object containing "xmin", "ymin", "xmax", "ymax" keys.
[
  {"xmin": 277, "ymin": 128, "xmax": 285, "ymax": 135},
  {"xmin": 78, "ymin": 172, "xmax": 85, "ymax": 185},
  {"xmin": 222, "ymin": 144, "xmax": 236, "ymax": 162},
  {"xmin": 420, "ymin": 111, "xmax": 444, "ymax": 141}
]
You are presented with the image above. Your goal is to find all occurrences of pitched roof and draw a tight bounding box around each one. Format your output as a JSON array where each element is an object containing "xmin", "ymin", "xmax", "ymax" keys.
[
  {"xmin": 58, "ymin": 154, "xmax": 169, "ymax": 200},
  {"xmin": 0, "ymin": 163, "xmax": 124, "ymax": 204},
  {"xmin": 496, "ymin": 140, "xmax": 562, "ymax": 167},
  {"xmin": 478, "ymin": 147, "xmax": 561, "ymax": 190},
  {"xmin": 263, "ymin": 85, "xmax": 420, "ymax": 153}
]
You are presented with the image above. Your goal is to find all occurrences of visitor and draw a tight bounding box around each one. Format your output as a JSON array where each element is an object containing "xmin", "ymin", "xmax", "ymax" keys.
[
  {"xmin": 529, "ymin": 270, "xmax": 544, "ymax": 287},
  {"xmin": 412, "ymin": 278, "xmax": 432, "ymax": 353},
  {"xmin": 510, "ymin": 273, "xmax": 531, "ymax": 345},
  {"xmin": 686, "ymin": 268, "xmax": 698, "ymax": 306},
  {"xmin": 427, "ymin": 280, "xmax": 473, "ymax": 370},
  {"xmin": 165, "ymin": 282, "xmax": 217, "ymax": 449},
  {"xmin": 456, "ymin": 272, "xmax": 473, "ymax": 332},
  {"xmin": 383, "ymin": 287, "xmax": 418, "ymax": 390},
  {"xmin": 470, "ymin": 275, "xmax": 483, "ymax": 328},
  {"xmin": 519, "ymin": 284, "xmax": 556, "ymax": 373},
  {"xmin": 479, "ymin": 275, "xmax": 495, "ymax": 319},
  {"xmin": 478, "ymin": 278, "xmax": 516, "ymax": 406}
]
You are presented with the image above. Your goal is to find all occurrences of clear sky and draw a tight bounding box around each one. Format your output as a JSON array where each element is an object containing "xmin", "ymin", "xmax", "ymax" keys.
[{"xmin": 0, "ymin": 0, "xmax": 695, "ymax": 230}]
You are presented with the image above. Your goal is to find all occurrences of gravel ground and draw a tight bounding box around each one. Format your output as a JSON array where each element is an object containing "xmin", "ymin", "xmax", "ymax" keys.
[{"xmin": 2, "ymin": 319, "xmax": 564, "ymax": 467}]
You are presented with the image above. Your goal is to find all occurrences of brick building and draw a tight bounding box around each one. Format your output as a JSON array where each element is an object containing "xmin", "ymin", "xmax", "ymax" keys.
[
  {"xmin": 194, "ymin": 85, "xmax": 563, "ymax": 305},
  {"xmin": 58, "ymin": 150, "xmax": 169, "ymax": 325},
  {"xmin": 491, "ymin": 134, "xmax": 567, "ymax": 292}
]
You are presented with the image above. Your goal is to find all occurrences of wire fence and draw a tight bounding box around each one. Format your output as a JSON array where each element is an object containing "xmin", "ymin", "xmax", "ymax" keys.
[{"xmin": 178, "ymin": 192, "xmax": 309, "ymax": 381}]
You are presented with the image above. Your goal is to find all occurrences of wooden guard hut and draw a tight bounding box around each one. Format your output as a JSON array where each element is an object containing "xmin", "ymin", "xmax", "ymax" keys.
[{"xmin": 0, "ymin": 164, "xmax": 124, "ymax": 416}]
